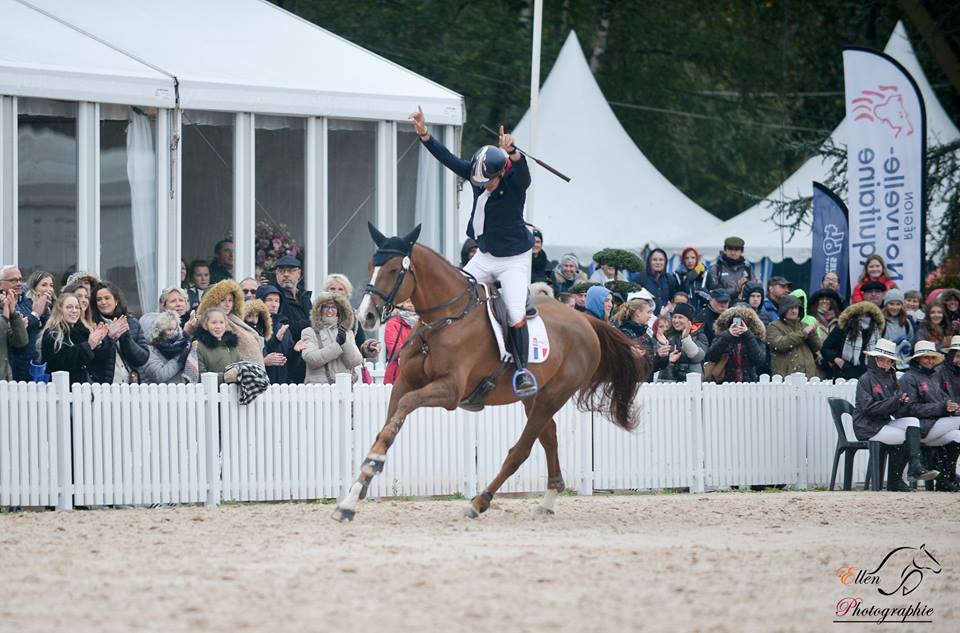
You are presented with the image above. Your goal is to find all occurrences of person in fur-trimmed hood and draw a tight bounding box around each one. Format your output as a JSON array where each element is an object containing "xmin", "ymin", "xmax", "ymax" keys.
[
  {"xmin": 703, "ymin": 305, "xmax": 766, "ymax": 383},
  {"xmin": 296, "ymin": 291, "xmax": 362, "ymax": 384},
  {"xmin": 197, "ymin": 279, "xmax": 264, "ymax": 367},
  {"xmin": 940, "ymin": 288, "xmax": 960, "ymax": 333},
  {"xmin": 820, "ymin": 301, "xmax": 885, "ymax": 380},
  {"xmin": 242, "ymin": 298, "xmax": 273, "ymax": 343}
]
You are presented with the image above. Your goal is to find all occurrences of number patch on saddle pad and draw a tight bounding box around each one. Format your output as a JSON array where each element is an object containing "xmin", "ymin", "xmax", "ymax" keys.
[{"xmin": 484, "ymin": 293, "xmax": 550, "ymax": 364}]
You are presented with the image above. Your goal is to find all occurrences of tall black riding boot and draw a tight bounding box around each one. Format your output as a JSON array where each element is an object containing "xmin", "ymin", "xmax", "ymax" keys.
[
  {"xmin": 886, "ymin": 446, "xmax": 913, "ymax": 492},
  {"xmin": 905, "ymin": 426, "xmax": 939, "ymax": 481},
  {"xmin": 508, "ymin": 321, "xmax": 538, "ymax": 398},
  {"xmin": 935, "ymin": 443, "xmax": 960, "ymax": 492}
]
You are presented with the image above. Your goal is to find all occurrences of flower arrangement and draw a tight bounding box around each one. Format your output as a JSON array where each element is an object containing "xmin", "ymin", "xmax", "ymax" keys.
[{"xmin": 255, "ymin": 222, "xmax": 303, "ymax": 270}]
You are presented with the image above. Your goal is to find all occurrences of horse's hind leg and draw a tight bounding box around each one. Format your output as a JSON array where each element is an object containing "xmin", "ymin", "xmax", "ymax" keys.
[
  {"xmin": 468, "ymin": 398, "xmax": 560, "ymax": 518},
  {"xmin": 333, "ymin": 378, "xmax": 458, "ymax": 523},
  {"xmin": 536, "ymin": 418, "xmax": 565, "ymax": 515}
]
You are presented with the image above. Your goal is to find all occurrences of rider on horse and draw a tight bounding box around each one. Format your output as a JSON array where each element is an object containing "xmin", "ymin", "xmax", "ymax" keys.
[{"xmin": 410, "ymin": 108, "xmax": 538, "ymax": 398}]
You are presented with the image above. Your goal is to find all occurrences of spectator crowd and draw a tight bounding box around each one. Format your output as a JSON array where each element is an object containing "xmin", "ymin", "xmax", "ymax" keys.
[{"xmin": 2, "ymin": 229, "xmax": 959, "ymax": 491}]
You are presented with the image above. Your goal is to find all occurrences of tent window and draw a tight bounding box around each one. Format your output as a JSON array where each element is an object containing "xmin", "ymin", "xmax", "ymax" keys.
[
  {"xmin": 327, "ymin": 119, "xmax": 377, "ymax": 301},
  {"xmin": 182, "ymin": 110, "xmax": 234, "ymax": 286},
  {"xmin": 255, "ymin": 115, "xmax": 305, "ymax": 277},
  {"xmin": 397, "ymin": 123, "xmax": 444, "ymax": 251},
  {"xmin": 17, "ymin": 98, "xmax": 78, "ymax": 289},
  {"xmin": 100, "ymin": 105, "xmax": 158, "ymax": 315}
]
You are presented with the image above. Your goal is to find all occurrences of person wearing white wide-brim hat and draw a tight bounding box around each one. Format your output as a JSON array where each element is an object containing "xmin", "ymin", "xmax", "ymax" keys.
[
  {"xmin": 902, "ymin": 341, "xmax": 960, "ymax": 435},
  {"xmin": 853, "ymin": 339, "xmax": 939, "ymax": 491}
]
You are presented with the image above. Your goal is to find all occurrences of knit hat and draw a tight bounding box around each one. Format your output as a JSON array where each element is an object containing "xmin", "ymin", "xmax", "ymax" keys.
[
  {"xmin": 672, "ymin": 302, "xmax": 696, "ymax": 321},
  {"xmin": 255, "ymin": 284, "xmax": 282, "ymax": 301},
  {"xmin": 861, "ymin": 280, "xmax": 887, "ymax": 293},
  {"xmin": 777, "ymin": 294, "xmax": 801, "ymax": 315},
  {"xmin": 883, "ymin": 288, "xmax": 905, "ymax": 305}
]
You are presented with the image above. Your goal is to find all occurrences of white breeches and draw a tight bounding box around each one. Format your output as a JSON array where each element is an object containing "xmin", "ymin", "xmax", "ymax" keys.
[
  {"xmin": 464, "ymin": 249, "xmax": 532, "ymax": 326},
  {"xmin": 869, "ymin": 417, "xmax": 920, "ymax": 445},
  {"xmin": 921, "ymin": 416, "xmax": 960, "ymax": 446}
]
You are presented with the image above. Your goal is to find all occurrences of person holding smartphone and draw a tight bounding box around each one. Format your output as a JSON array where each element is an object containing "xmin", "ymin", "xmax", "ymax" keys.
[
  {"xmin": 655, "ymin": 303, "xmax": 707, "ymax": 382},
  {"xmin": 704, "ymin": 306, "xmax": 766, "ymax": 383}
]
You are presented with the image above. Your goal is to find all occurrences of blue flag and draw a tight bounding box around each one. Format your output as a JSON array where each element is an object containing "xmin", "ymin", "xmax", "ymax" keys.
[{"xmin": 810, "ymin": 182, "xmax": 849, "ymax": 298}]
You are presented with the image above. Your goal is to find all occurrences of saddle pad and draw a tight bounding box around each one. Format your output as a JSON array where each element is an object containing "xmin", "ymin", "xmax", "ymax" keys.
[{"xmin": 484, "ymin": 287, "xmax": 550, "ymax": 364}]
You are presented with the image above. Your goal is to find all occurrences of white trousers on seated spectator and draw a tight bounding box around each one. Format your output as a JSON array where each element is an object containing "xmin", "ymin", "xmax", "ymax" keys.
[
  {"xmin": 869, "ymin": 417, "xmax": 920, "ymax": 445},
  {"xmin": 921, "ymin": 416, "xmax": 960, "ymax": 446},
  {"xmin": 464, "ymin": 249, "xmax": 532, "ymax": 326}
]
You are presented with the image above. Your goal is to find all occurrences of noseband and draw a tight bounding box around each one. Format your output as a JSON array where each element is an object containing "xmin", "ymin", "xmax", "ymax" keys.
[{"xmin": 364, "ymin": 251, "xmax": 412, "ymax": 324}]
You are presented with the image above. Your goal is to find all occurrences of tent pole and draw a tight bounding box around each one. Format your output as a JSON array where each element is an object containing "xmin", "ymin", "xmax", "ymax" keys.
[{"xmin": 527, "ymin": 0, "xmax": 543, "ymax": 226}]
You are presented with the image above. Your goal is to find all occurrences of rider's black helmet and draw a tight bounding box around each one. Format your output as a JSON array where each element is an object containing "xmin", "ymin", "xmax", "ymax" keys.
[{"xmin": 469, "ymin": 145, "xmax": 509, "ymax": 187}]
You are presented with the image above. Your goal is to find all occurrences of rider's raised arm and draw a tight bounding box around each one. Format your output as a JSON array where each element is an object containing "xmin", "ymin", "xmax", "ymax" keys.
[
  {"xmin": 507, "ymin": 148, "xmax": 531, "ymax": 190},
  {"xmin": 420, "ymin": 135, "xmax": 470, "ymax": 181}
]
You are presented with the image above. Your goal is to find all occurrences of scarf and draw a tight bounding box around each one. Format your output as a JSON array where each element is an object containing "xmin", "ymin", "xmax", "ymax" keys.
[
  {"xmin": 153, "ymin": 335, "xmax": 190, "ymax": 360},
  {"xmin": 396, "ymin": 309, "xmax": 419, "ymax": 327},
  {"xmin": 842, "ymin": 324, "xmax": 880, "ymax": 366},
  {"xmin": 816, "ymin": 307, "xmax": 836, "ymax": 327}
]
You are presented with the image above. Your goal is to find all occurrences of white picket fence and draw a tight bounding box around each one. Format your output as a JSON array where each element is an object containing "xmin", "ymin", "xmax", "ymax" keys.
[{"xmin": 0, "ymin": 372, "xmax": 864, "ymax": 510}]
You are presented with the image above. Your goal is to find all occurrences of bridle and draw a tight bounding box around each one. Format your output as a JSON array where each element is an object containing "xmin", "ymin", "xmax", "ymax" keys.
[
  {"xmin": 364, "ymin": 249, "xmax": 481, "ymax": 326},
  {"xmin": 363, "ymin": 248, "xmax": 412, "ymax": 324}
]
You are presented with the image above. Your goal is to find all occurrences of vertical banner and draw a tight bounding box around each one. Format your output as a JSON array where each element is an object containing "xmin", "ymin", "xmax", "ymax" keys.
[
  {"xmin": 843, "ymin": 47, "xmax": 925, "ymax": 293},
  {"xmin": 809, "ymin": 182, "xmax": 849, "ymax": 297}
]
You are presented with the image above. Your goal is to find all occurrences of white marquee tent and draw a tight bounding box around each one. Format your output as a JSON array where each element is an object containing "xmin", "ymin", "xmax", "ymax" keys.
[
  {"xmin": 652, "ymin": 22, "xmax": 959, "ymax": 263},
  {"xmin": 1, "ymin": 0, "xmax": 464, "ymax": 311},
  {"xmin": 458, "ymin": 31, "xmax": 721, "ymax": 263}
]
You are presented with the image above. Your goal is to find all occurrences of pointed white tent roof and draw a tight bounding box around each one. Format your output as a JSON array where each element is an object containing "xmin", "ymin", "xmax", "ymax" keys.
[
  {"xmin": 14, "ymin": 0, "xmax": 463, "ymax": 123},
  {"xmin": 459, "ymin": 31, "xmax": 720, "ymax": 262},
  {"xmin": 654, "ymin": 22, "xmax": 959, "ymax": 263}
]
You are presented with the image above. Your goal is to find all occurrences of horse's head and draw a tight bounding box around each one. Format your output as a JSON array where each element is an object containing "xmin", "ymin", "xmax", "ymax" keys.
[
  {"xmin": 358, "ymin": 222, "xmax": 422, "ymax": 330},
  {"xmin": 874, "ymin": 94, "xmax": 914, "ymax": 138},
  {"xmin": 913, "ymin": 544, "xmax": 942, "ymax": 574}
]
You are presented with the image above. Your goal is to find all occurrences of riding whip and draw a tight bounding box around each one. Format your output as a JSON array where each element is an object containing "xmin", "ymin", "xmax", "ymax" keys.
[{"xmin": 480, "ymin": 124, "xmax": 571, "ymax": 182}]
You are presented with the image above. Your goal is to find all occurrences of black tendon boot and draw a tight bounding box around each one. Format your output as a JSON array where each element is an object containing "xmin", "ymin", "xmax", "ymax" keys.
[
  {"xmin": 935, "ymin": 444, "xmax": 960, "ymax": 492},
  {"xmin": 886, "ymin": 446, "xmax": 913, "ymax": 492},
  {"xmin": 906, "ymin": 426, "xmax": 939, "ymax": 481},
  {"xmin": 508, "ymin": 321, "xmax": 538, "ymax": 398}
]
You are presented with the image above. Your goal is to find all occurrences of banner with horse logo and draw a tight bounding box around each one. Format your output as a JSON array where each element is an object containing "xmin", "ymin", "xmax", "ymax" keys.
[{"xmin": 843, "ymin": 47, "xmax": 925, "ymax": 294}]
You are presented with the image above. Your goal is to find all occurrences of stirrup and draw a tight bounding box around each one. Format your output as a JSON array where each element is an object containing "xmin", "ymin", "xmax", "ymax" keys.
[{"xmin": 512, "ymin": 368, "xmax": 538, "ymax": 398}]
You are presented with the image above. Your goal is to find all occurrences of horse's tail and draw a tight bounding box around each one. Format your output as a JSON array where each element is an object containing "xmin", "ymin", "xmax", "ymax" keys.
[{"xmin": 576, "ymin": 317, "xmax": 648, "ymax": 432}]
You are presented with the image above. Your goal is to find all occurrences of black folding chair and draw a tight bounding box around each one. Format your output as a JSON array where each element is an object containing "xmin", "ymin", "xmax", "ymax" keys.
[{"xmin": 827, "ymin": 397, "xmax": 888, "ymax": 491}]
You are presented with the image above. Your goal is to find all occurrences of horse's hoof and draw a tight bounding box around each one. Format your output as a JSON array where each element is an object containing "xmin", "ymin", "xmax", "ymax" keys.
[
  {"xmin": 535, "ymin": 505, "xmax": 555, "ymax": 515},
  {"xmin": 463, "ymin": 506, "xmax": 480, "ymax": 519},
  {"xmin": 332, "ymin": 507, "xmax": 355, "ymax": 523}
]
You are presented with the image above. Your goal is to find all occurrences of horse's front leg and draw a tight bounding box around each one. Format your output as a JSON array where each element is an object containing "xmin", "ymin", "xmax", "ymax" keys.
[{"xmin": 332, "ymin": 378, "xmax": 460, "ymax": 523}]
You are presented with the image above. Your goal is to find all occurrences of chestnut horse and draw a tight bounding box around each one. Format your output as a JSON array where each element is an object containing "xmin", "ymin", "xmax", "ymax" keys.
[{"xmin": 332, "ymin": 224, "xmax": 648, "ymax": 522}]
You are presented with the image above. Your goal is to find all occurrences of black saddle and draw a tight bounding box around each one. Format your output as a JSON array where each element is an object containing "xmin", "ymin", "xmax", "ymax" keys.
[{"xmin": 488, "ymin": 282, "xmax": 538, "ymax": 335}]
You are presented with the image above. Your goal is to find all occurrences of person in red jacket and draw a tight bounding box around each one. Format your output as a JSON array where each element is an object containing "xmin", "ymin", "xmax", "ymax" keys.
[
  {"xmin": 851, "ymin": 254, "xmax": 898, "ymax": 303},
  {"xmin": 383, "ymin": 300, "xmax": 418, "ymax": 385}
]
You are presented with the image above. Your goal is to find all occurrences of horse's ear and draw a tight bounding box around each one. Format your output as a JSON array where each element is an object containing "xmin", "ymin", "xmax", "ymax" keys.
[
  {"xmin": 368, "ymin": 222, "xmax": 387, "ymax": 247},
  {"xmin": 402, "ymin": 224, "xmax": 422, "ymax": 247}
]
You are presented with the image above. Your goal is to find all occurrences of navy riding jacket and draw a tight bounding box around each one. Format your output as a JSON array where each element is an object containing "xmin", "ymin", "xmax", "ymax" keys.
[{"xmin": 421, "ymin": 135, "xmax": 533, "ymax": 257}]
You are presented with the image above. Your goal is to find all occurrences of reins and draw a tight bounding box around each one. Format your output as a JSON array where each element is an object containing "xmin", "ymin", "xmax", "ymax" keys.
[{"xmin": 381, "ymin": 266, "xmax": 486, "ymax": 365}]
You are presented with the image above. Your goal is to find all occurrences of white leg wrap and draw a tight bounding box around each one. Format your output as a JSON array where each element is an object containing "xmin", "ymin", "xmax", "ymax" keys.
[
  {"xmin": 339, "ymin": 481, "xmax": 363, "ymax": 512},
  {"xmin": 539, "ymin": 489, "xmax": 559, "ymax": 512}
]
